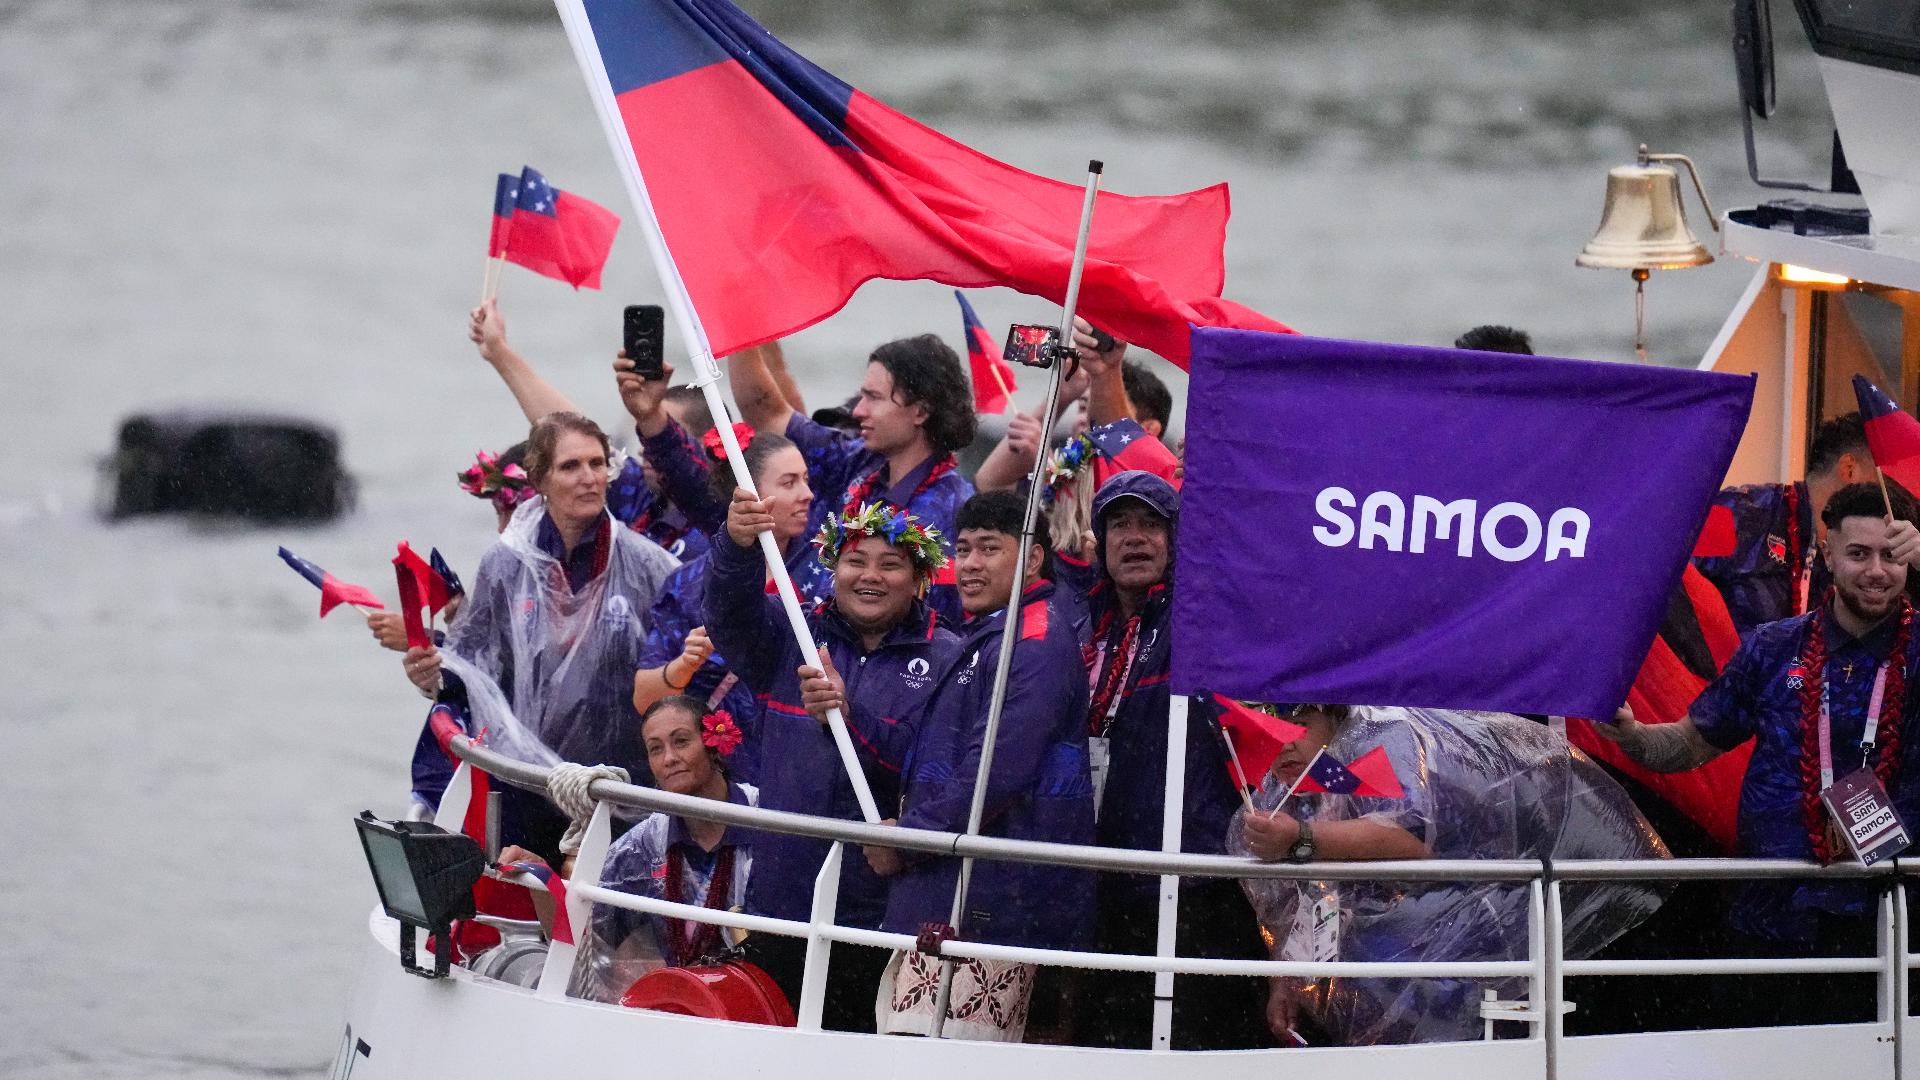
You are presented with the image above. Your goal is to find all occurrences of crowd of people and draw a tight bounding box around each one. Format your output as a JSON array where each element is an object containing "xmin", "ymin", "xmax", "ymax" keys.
[{"xmin": 364, "ymin": 297, "xmax": 1920, "ymax": 1047}]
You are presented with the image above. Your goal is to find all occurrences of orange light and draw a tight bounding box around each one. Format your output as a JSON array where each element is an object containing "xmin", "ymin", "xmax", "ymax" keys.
[{"xmin": 1777, "ymin": 263, "xmax": 1851, "ymax": 287}]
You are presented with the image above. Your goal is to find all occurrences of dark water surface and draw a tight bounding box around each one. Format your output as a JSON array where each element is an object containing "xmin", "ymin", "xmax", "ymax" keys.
[{"xmin": 0, "ymin": 0, "xmax": 1841, "ymax": 1075}]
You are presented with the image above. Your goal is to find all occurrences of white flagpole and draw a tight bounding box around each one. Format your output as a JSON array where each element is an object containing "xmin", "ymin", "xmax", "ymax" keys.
[
  {"xmin": 1268, "ymin": 747, "xmax": 1326, "ymax": 819},
  {"xmin": 552, "ymin": 0, "xmax": 880, "ymax": 823},
  {"xmin": 925, "ymin": 159, "xmax": 1104, "ymax": 1039}
]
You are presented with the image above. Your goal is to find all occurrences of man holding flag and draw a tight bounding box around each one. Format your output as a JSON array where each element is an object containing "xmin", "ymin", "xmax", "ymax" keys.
[{"xmin": 1601, "ymin": 482, "xmax": 1920, "ymax": 1026}]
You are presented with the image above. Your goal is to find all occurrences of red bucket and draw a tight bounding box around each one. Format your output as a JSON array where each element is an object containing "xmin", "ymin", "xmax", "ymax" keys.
[{"xmin": 620, "ymin": 961, "xmax": 797, "ymax": 1027}]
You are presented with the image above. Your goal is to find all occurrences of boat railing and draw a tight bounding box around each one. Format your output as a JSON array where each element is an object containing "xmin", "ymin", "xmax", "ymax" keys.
[{"xmin": 449, "ymin": 735, "xmax": 1920, "ymax": 1057}]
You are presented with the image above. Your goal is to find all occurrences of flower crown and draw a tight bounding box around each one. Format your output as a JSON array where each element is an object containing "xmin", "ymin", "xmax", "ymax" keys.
[
  {"xmin": 702, "ymin": 709, "xmax": 743, "ymax": 757},
  {"xmin": 813, "ymin": 502, "xmax": 949, "ymax": 572},
  {"xmin": 1041, "ymin": 433, "xmax": 1096, "ymax": 503},
  {"xmin": 700, "ymin": 422, "xmax": 756, "ymax": 463},
  {"xmin": 457, "ymin": 450, "xmax": 536, "ymax": 513}
]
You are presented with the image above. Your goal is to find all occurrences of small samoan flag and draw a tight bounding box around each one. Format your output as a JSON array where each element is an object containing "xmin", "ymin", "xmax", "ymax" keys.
[
  {"xmin": 277, "ymin": 547, "xmax": 384, "ymax": 617},
  {"xmin": 1853, "ymin": 374, "xmax": 1920, "ymax": 495},
  {"xmin": 955, "ymin": 291, "xmax": 1017, "ymax": 414},
  {"xmin": 396, "ymin": 541, "xmax": 451, "ymax": 616},
  {"xmin": 1295, "ymin": 745, "xmax": 1404, "ymax": 798},
  {"xmin": 494, "ymin": 165, "xmax": 621, "ymax": 290},
  {"xmin": 429, "ymin": 548, "xmax": 465, "ymax": 599},
  {"xmin": 1088, "ymin": 418, "xmax": 1182, "ymax": 490},
  {"xmin": 504, "ymin": 860, "xmax": 575, "ymax": 945},
  {"xmin": 1211, "ymin": 695, "xmax": 1308, "ymax": 789},
  {"xmin": 393, "ymin": 544, "xmax": 433, "ymax": 650}
]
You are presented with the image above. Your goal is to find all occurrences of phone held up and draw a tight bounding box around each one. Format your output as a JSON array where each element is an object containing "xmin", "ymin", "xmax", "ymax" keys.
[
  {"xmin": 623, "ymin": 304, "xmax": 666, "ymax": 380},
  {"xmin": 1003, "ymin": 323, "xmax": 1060, "ymax": 369}
]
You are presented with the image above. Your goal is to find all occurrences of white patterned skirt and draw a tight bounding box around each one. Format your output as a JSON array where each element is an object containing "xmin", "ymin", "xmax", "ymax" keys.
[{"xmin": 875, "ymin": 949, "xmax": 1036, "ymax": 1041}]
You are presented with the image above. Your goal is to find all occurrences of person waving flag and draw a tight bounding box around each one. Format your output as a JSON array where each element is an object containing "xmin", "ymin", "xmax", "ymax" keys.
[
  {"xmin": 1853, "ymin": 374, "xmax": 1920, "ymax": 497},
  {"xmin": 555, "ymin": 0, "xmax": 1289, "ymax": 367}
]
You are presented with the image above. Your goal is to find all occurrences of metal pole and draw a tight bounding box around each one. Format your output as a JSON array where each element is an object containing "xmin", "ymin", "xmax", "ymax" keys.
[
  {"xmin": 551, "ymin": 0, "xmax": 879, "ymax": 822},
  {"xmin": 927, "ymin": 160, "xmax": 1104, "ymax": 1037}
]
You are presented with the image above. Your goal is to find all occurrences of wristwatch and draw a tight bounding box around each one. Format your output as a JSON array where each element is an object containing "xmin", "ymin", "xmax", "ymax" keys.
[{"xmin": 1286, "ymin": 819, "xmax": 1317, "ymax": 864}]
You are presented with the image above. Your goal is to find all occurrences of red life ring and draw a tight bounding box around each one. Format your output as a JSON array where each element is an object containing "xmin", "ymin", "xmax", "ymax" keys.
[{"xmin": 620, "ymin": 961, "xmax": 797, "ymax": 1027}]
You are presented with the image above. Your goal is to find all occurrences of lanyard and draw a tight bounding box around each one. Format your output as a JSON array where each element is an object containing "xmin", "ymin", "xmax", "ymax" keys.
[{"xmin": 1818, "ymin": 659, "xmax": 1890, "ymax": 789}]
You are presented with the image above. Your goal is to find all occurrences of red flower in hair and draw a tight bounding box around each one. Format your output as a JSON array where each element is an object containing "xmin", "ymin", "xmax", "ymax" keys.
[
  {"xmin": 702, "ymin": 710, "xmax": 743, "ymax": 756},
  {"xmin": 700, "ymin": 422, "xmax": 757, "ymax": 462}
]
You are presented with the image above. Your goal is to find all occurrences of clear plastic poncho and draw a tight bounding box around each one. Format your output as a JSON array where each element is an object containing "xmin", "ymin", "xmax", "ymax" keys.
[
  {"xmin": 1229, "ymin": 708, "xmax": 1670, "ymax": 1046},
  {"xmin": 443, "ymin": 497, "xmax": 680, "ymax": 777}
]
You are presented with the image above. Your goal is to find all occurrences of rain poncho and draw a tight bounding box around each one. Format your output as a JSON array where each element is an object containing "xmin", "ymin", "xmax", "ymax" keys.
[
  {"xmin": 1230, "ymin": 708, "xmax": 1669, "ymax": 1046},
  {"xmin": 444, "ymin": 497, "xmax": 680, "ymax": 782}
]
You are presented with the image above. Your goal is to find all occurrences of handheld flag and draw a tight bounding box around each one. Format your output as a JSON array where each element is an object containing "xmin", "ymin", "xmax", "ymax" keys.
[
  {"xmin": 1852, "ymin": 375, "xmax": 1920, "ymax": 496},
  {"xmin": 488, "ymin": 173, "xmax": 518, "ymax": 258},
  {"xmin": 1088, "ymin": 418, "xmax": 1182, "ymax": 490},
  {"xmin": 956, "ymin": 292, "xmax": 1018, "ymax": 413},
  {"xmin": 1294, "ymin": 745, "xmax": 1404, "ymax": 798},
  {"xmin": 1170, "ymin": 329, "xmax": 1753, "ymax": 719},
  {"xmin": 559, "ymin": 0, "xmax": 1290, "ymax": 367},
  {"xmin": 277, "ymin": 547, "xmax": 384, "ymax": 617},
  {"xmin": 393, "ymin": 545, "xmax": 432, "ymax": 650},
  {"xmin": 1212, "ymin": 695, "xmax": 1308, "ymax": 789},
  {"xmin": 396, "ymin": 541, "xmax": 452, "ymax": 617},
  {"xmin": 500, "ymin": 166, "xmax": 621, "ymax": 291},
  {"xmin": 429, "ymin": 548, "xmax": 466, "ymax": 599},
  {"xmin": 503, "ymin": 861, "xmax": 575, "ymax": 945}
]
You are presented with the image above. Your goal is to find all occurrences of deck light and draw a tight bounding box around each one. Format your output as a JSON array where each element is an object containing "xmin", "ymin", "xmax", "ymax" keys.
[
  {"xmin": 1578, "ymin": 144, "xmax": 1720, "ymax": 359},
  {"xmin": 354, "ymin": 812, "xmax": 485, "ymax": 979},
  {"xmin": 1777, "ymin": 263, "xmax": 1851, "ymax": 288}
]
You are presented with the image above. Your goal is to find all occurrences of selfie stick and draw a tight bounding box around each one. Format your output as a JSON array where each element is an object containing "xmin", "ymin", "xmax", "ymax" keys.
[
  {"xmin": 927, "ymin": 160, "xmax": 1104, "ymax": 1039},
  {"xmin": 554, "ymin": 1, "xmax": 881, "ymax": 824}
]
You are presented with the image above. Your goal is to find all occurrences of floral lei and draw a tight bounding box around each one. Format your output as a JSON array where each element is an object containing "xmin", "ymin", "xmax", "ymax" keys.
[
  {"xmin": 813, "ymin": 501, "xmax": 949, "ymax": 572},
  {"xmin": 1796, "ymin": 590, "xmax": 1912, "ymax": 863},
  {"xmin": 1041, "ymin": 433, "xmax": 1095, "ymax": 504},
  {"xmin": 457, "ymin": 449, "xmax": 536, "ymax": 513}
]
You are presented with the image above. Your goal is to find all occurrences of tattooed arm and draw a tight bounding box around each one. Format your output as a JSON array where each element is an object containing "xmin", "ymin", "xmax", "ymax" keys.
[{"xmin": 1594, "ymin": 707, "xmax": 1724, "ymax": 772}]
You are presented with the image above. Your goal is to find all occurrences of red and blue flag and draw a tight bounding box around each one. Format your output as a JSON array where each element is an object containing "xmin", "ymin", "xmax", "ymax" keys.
[
  {"xmin": 429, "ymin": 548, "xmax": 465, "ymax": 599},
  {"xmin": 1088, "ymin": 418, "xmax": 1182, "ymax": 489},
  {"xmin": 504, "ymin": 860, "xmax": 575, "ymax": 945},
  {"xmin": 1212, "ymin": 695, "xmax": 1308, "ymax": 789},
  {"xmin": 494, "ymin": 165, "xmax": 620, "ymax": 291},
  {"xmin": 956, "ymin": 291, "xmax": 1017, "ymax": 414},
  {"xmin": 393, "ymin": 543, "xmax": 433, "ymax": 650},
  {"xmin": 277, "ymin": 546, "xmax": 384, "ymax": 617},
  {"xmin": 563, "ymin": 0, "xmax": 1290, "ymax": 367},
  {"xmin": 1853, "ymin": 374, "xmax": 1920, "ymax": 496},
  {"xmin": 1295, "ymin": 745, "xmax": 1404, "ymax": 798}
]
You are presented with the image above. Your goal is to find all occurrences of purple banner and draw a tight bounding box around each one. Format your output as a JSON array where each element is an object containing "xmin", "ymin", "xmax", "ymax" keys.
[{"xmin": 1170, "ymin": 329, "xmax": 1754, "ymax": 719}]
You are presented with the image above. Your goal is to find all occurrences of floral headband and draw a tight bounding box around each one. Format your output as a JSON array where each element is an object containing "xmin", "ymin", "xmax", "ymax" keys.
[
  {"xmin": 700, "ymin": 422, "xmax": 757, "ymax": 462},
  {"xmin": 1041, "ymin": 433, "xmax": 1095, "ymax": 504},
  {"xmin": 702, "ymin": 710, "xmax": 743, "ymax": 757},
  {"xmin": 813, "ymin": 501, "xmax": 949, "ymax": 572},
  {"xmin": 457, "ymin": 449, "xmax": 537, "ymax": 513}
]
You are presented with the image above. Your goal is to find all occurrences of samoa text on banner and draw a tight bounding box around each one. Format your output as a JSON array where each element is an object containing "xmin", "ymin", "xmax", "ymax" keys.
[
  {"xmin": 568, "ymin": 0, "xmax": 1289, "ymax": 366},
  {"xmin": 1170, "ymin": 329, "xmax": 1755, "ymax": 719}
]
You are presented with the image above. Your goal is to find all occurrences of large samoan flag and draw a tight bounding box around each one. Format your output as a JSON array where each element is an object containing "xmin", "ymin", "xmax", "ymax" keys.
[
  {"xmin": 1170, "ymin": 329, "xmax": 1754, "ymax": 719},
  {"xmin": 559, "ymin": 0, "xmax": 1289, "ymax": 366}
]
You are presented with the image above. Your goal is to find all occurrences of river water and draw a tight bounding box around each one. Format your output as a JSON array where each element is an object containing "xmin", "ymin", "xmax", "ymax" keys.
[{"xmin": 0, "ymin": 0, "xmax": 1843, "ymax": 1075}]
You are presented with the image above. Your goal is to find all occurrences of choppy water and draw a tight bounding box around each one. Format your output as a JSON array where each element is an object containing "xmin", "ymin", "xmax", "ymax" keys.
[{"xmin": 0, "ymin": 0, "xmax": 1844, "ymax": 1075}]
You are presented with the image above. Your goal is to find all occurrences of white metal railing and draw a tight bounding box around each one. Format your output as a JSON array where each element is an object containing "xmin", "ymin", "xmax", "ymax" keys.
[{"xmin": 446, "ymin": 736, "xmax": 1920, "ymax": 1073}]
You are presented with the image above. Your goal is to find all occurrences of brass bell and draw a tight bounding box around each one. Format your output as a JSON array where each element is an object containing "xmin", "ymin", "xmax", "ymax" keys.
[{"xmin": 1576, "ymin": 145, "xmax": 1716, "ymax": 270}]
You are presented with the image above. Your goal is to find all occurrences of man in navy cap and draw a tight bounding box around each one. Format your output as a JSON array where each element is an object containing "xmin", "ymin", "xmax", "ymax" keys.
[{"xmin": 1076, "ymin": 470, "xmax": 1271, "ymax": 1050}]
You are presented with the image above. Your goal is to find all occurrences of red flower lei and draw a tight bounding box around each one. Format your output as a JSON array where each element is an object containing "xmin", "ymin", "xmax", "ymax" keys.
[
  {"xmin": 840, "ymin": 454, "xmax": 957, "ymax": 517},
  {"xmin": 1796, "ymin": 591, "xmax": 1912, "ymax": 863},
  {"xmin": 1786, "ymin": 484, "xmax": 1808, "ymax": 615},
  {"xmin": 662, "ymin": 843, "xmax": 736, "ymax": 967},
  {"xmin": 1085, "ymin": 608, "xmax": 1143, "ymax": 737}
]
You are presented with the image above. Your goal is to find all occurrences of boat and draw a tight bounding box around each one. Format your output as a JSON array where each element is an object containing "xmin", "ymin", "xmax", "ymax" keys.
[{"xmin": 333, "ymin": 2, "xmax": 1920, "ymax": 1077}]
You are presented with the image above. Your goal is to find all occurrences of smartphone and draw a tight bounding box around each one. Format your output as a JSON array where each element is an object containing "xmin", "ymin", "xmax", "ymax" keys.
[
  {"xmin": 1003, "ymin": 323, "xmax": 1060, "ymax": 369},
  {"xmin": 623, "ymin": 304, "xmax": 666, "ymax": 380},
  {"xmin": 1086, "ymin": 325, "xmax": 1117, "ymax": 353}
]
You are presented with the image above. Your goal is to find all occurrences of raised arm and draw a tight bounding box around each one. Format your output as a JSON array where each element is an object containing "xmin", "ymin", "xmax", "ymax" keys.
[
  {"xmin": 470, "ymin": 299, "xmax": 579, "ymax": 423},
  {"xmin": 617, "ymin": 355, "xmax": 724, "ymax": 532},
  {"xmin": 1074, "ymin": 317, "xmax": 1133, "ymax": 427},
  {"xmin": 700, "ymin": 488, "xmax": 795, "ymax": 690},
  {"xmin": 726, "ymin": 342, "xmax": 797, "ymax": 434},
  {"xmin": 972, "ymin": 362, "xmax": 1091, "ymax": 492}
]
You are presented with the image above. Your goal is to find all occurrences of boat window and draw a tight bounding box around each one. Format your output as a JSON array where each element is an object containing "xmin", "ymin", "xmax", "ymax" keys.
[{"xmin": 1794, "ymin": 0, "xmax": 1920, "ymax": 75}]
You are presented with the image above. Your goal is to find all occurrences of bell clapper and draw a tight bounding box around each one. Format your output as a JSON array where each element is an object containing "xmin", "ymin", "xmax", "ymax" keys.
[{"xmin": 1632, "ymin": 267, "xmax": 1650, "ymax": 361}]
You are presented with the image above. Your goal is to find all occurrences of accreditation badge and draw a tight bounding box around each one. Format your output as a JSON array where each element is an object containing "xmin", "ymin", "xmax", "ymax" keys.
[
  {"xmin": 1089, "ymin": 736, "xmax": 1110, "ymax": 821},
  {"xmin": 1822, "ymin": 769, "xmax": 1912, "ymax": 865},
  {"xmin": 1282, "ymin": 883, "xmax": 1341, "ymax": 964}
]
